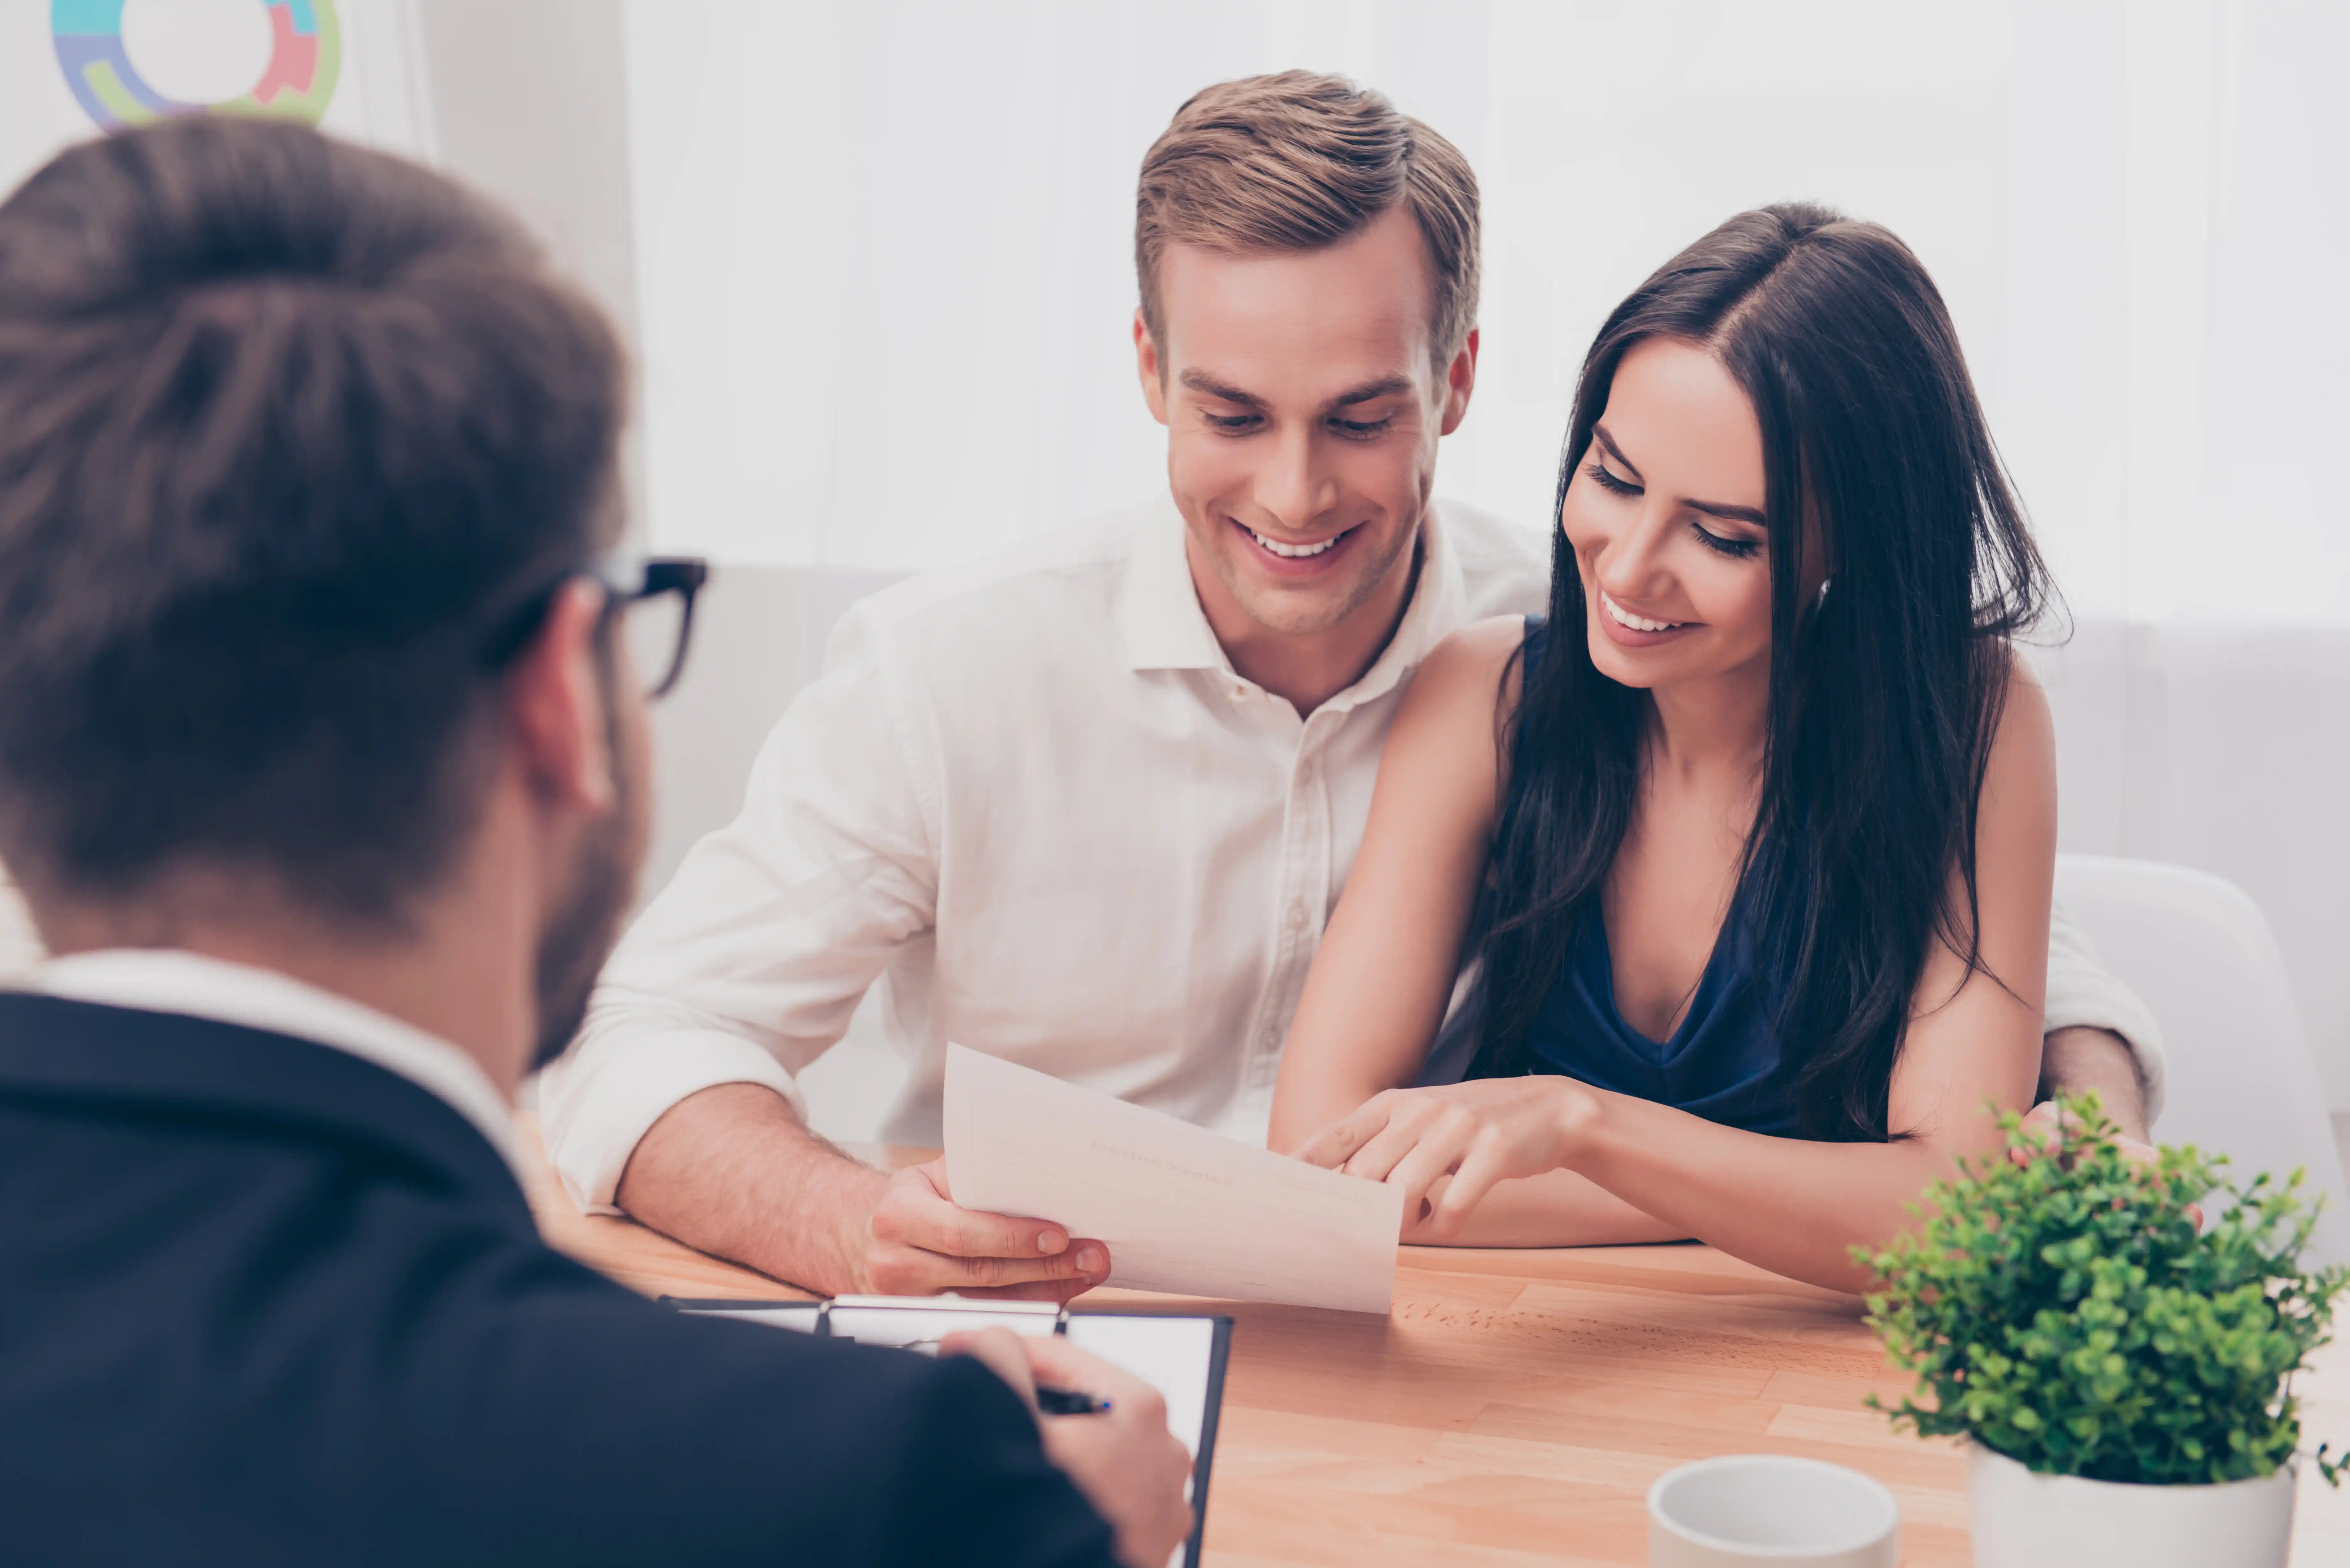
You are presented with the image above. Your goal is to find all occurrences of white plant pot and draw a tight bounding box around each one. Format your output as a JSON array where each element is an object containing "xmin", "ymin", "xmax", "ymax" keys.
[{"xmin": 1967, "ymin": 1443, "xmax": 2297, "ymax": 1568}]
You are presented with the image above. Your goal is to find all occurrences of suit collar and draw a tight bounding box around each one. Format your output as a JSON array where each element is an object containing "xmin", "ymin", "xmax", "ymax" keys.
[
  {"xmin": 36, "ymin": 948, "xmax": 520, "ymax": 1178},
  {"xmin": 0, "ymin": 993, "xmax": 531, "ymax": 1228}
]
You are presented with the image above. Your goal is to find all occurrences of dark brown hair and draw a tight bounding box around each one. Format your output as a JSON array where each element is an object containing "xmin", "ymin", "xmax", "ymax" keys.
[
  {"xmin": 1468, "ymin": 204, "xmax": 2054, "ymax": 1141},
  {"xmin": 0, "ymin": 118, "xmax": 626, "ymax": 925},
  {"xmin": 1136, "ymin": 71, "xmax": 1479, "ymax": 363}
]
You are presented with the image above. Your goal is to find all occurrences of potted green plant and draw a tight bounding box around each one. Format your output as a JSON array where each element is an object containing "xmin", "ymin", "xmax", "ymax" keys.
[{"xmin": 1856, "ymin": 1095, "xmax": 2346, "ymax": 1568}]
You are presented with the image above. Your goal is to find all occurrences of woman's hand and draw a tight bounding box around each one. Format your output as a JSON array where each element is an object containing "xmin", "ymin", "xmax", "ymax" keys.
[{"xmin": 1295, "ymin": 1077, "xmax": 1601, "ymax": 1240}]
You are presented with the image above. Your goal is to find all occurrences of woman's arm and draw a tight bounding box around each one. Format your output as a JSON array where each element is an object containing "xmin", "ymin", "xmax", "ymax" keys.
[
  {"xmin": 1404, "ymin": 1168, "xmax": 1688, "ymax": 1248},
  {"xmin": 1267, "ymin": 617, "xmax": 1526, "ymax": 1152},
  {"xmin": 1300, "ymin": 660, "xmax": 2058, "ymax": 1293}
]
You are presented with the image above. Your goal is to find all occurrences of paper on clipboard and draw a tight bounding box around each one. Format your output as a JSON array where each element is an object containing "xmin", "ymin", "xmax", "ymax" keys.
[
  {"xmin": 668, "ymin": 1294, "xmax": 1232, "ymax": 1568},
  {"xmin": 942, "ymin": 1044, "xmax": 1403, "ymax": 1314}
]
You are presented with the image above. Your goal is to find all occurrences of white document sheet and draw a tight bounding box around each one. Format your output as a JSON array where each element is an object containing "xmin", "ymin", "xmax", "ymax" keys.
[{"xmin": 942, "ymin": 1044, "xmax": 1404, "ymax": 1314}]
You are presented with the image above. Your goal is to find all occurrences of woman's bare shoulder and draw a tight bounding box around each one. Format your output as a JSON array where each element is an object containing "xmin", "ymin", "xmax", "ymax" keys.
[
  {"xmin": 1382, "ymin": 615, "xmax": 1535, "ymax": 801},
  {"xmin": 1412, "ymin": 614, "xmax": 1533, "ymax": 708},
  {"xmin": 1991, "ymin": 643, "xmax": 2056, "ymax": 764}
]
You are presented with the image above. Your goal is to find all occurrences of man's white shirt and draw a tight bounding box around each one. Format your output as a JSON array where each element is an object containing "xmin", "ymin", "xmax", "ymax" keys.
[{"xmin": 540, "ymin": 497, "xmax": 2164, "ymax": 1215}]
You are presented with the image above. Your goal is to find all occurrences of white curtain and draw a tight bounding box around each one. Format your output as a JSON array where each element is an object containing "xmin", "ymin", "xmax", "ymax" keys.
[
  {"xmin": 619, "ymin": 0, "xmax": 1502, "ymax": 571},
  {"xmin": 622, "ymin": 0, "xmax": 2350, "ymax": 629}
]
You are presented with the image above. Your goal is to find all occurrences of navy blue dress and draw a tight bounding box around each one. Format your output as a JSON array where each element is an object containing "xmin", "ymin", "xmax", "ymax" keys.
[{"xmin": 1491, "ymin": 618, "xmax": 1801, "ymax": 1137}]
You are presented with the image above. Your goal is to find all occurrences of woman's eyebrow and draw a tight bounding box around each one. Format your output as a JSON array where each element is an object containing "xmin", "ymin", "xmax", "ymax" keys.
[
  {"xmin": 1596, "ymin": 424, "xmax": 1765, "ymax": 526},
  {"xmin": 1592, "ymin": 425, "xmax": 1643, "ymax": 481}
]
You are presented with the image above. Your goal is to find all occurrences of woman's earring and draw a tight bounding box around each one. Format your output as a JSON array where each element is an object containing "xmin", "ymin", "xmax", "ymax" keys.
[{"xmin": 1813, "ymin": 577, "xmax": 1834, "ymax": 611}]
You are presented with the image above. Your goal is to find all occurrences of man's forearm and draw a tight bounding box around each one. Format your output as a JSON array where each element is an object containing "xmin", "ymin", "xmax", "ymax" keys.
[
  {"xmin": 614, "ymin": 1082, "xmax": 885, "ymax": 1294},
  {"xmin": 2037, "ymin": 1026, "xmax": 2150, "ymax": 1144}
]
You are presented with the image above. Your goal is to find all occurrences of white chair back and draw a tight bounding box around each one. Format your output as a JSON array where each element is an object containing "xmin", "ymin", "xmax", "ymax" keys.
[{"xmin": 2054, "ymin": 854, "xmax": 2350, "ymax": 1266}]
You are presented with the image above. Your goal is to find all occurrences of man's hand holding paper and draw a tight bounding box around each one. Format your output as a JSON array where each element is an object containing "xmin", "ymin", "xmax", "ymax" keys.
[
  {"xmin": 616, "ymin": 1081, "xmax": 1114, "ymax": 1300},
  {"xmin": 869, "ymin": 1157, "xmax": 1113, "ymax": 1300}
]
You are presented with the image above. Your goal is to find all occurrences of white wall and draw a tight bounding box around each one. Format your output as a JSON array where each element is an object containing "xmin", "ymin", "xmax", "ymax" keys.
[{"xmin": 411, "ymin": 0, "xmax": 647, "ymax": 532}]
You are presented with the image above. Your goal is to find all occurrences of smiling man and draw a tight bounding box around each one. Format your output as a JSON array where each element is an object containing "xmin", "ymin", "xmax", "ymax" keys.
[
  {"xmin": 539, "ymin": 72, "xmax": 2164, "ymax": 1299},
  {"xmin": 1135, "ymin": 178, "xmax": 1476, "ymax": 717}
]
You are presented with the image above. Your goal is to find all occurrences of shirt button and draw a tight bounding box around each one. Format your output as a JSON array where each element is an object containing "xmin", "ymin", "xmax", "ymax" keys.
[
  {"xmin": 1285, "ymin": 903, "xmax": 1309, "ymax": 931},
  {"xmin": 1230, "ymin": 683, "xmax": 1248, "ymax": 702}
]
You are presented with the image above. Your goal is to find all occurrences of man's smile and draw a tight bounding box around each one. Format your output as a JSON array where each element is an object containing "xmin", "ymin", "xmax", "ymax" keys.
[{"xmin": 1232, "ymin": 517, "xmax": 1361, "ymax": 570}]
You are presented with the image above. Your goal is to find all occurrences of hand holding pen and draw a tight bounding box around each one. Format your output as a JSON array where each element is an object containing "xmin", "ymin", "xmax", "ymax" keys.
[
  {"xmin": 943, "ymin": 1328, "xmax": 1194, "ymax": 1568},
  {"xmin": 902, "ymin": 1331, "xmax": 1113, "ymax": 1413}
]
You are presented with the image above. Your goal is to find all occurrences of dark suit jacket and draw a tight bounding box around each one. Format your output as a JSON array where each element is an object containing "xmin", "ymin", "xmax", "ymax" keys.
[{"xmin": 0, "ymin": 995, "xmax": 1119, "ymax": 1567}]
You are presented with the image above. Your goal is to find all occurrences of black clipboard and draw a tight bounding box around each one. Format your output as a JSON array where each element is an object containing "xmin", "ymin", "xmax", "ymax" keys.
[{"xmin": 662, "ymin": 1296, "xmax": 1233, "ymax": 1568}]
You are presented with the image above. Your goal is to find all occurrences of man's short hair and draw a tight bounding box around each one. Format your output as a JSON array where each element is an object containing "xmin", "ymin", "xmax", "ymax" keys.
[
  {"xmin": 0, "ymin": 120, "xmax": 625, "ymax": 925},
  {"xmin": 1135, "ymin": 71, "xmax": 1481, "ymax": 364}
]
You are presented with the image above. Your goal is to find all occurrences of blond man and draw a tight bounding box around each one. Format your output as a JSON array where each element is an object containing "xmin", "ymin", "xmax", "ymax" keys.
[{"xmin": 541, "ymin": 72, "xmax": 2162, "ymax": 1298}]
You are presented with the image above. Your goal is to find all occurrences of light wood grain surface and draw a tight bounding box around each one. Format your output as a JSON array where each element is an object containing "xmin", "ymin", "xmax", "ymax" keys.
[{"xmin": 516, "ymin": 1114, "xmax": 2350, "ymax": 1565}]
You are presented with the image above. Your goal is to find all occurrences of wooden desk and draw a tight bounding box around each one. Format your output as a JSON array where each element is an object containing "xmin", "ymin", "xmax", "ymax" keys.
[{"xmin": 516, "ymin": 1116, "xmax": 2350, "ymax": 1565}]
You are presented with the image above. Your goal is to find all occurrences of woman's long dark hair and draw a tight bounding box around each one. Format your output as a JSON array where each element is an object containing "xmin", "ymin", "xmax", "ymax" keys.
[{"xmin": 1464, "ymin": 203, "xmax": 2054, "ymax": 1142}]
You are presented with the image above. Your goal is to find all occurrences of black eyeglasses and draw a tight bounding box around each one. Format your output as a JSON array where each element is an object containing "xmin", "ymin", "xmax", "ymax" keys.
[
  {"xmin": 595, "ymin": 554, "xmax": 709, "ymax": 698},
  {"xmin": 483, "ymin": 554, "xmax": 711, "ymax": 700}
]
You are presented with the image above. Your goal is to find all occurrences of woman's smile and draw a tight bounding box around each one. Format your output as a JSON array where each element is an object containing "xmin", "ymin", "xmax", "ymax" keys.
[{"xmin": 1596, "ymin": 588, "xmax": 1700, "ymax": 648}]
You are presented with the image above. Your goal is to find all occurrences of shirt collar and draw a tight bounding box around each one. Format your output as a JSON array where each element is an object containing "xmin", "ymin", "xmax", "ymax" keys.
[
  {"xmin": 1116, "ymin": 495, "xmax": 1228, "ymax": 673},
  {"xmin": 36, "ymin": 949, "xmax": 521, "ymax": 1178},
  {"xmin": 1116, "ymin": 495, "xmax": 1474, "ymax": 707}
]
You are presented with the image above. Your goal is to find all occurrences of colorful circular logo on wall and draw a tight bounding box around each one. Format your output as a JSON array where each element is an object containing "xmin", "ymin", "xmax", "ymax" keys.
[{"xmin": 52, "ymin": 1, "xmax": 341, "ymax": 132}]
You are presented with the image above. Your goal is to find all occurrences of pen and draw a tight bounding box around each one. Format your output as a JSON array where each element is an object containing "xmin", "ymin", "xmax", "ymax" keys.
[
  {"xmin": 894, "ymin": 1336, "xmax": 1111, "ymax": 1414},
  {"xmin": 1035, "ymin": 1385, "xmax": 1113, "ymax": 1416}
]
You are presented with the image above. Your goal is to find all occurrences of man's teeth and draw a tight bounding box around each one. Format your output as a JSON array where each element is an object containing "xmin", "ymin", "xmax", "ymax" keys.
[
  {"xmin": 1250, "ymin": 527, "xmax": 1343, "ymax": 559},
  {"xmin": 1602, "ymin": 592, "xmax": 1684, "ymax": 633}
]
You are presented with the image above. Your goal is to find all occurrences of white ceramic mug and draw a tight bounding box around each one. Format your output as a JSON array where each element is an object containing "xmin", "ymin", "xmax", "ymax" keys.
[{"xmin": 1648, "ymin": 1454, "xmax": 1901, "ymax": 1567}]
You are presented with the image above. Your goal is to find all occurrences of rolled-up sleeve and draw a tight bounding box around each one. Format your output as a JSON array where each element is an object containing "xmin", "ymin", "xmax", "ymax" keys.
[
  {"xmin": 537, "ymin": 606, "xmax": 941, "ymax": 1212},
  {"xmin": 2045, "ymin": 897, "xmax": 2168, "ymax": 1126}
]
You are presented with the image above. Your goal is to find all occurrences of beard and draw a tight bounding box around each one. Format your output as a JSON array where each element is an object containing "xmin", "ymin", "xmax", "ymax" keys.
[{"xmin": 527, "ymin": 731, "xmax": 642, "ymax": 1074}]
